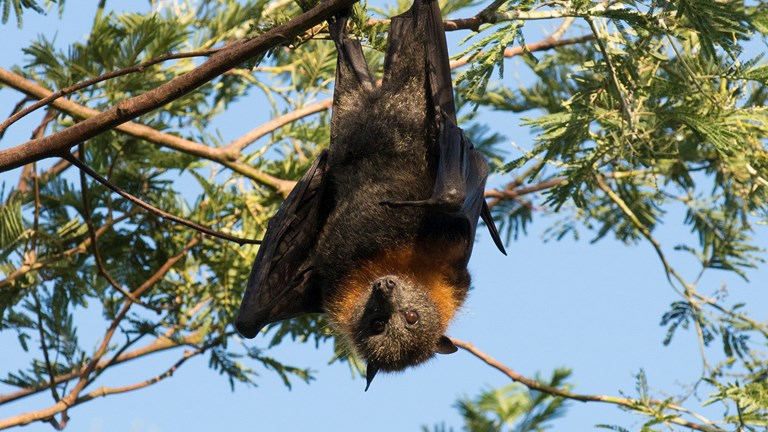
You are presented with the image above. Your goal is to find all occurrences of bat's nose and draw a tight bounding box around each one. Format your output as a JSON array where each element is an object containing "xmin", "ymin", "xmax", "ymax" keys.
[{"xmin": 372, "ymin": 276, "xmax": 398, "ymax": 295}]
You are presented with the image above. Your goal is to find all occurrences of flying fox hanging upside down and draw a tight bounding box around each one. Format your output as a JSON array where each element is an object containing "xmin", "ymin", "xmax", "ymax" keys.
[{"xmin": 236, "ymin": 0, "xmax": 506, "ymax": 390}]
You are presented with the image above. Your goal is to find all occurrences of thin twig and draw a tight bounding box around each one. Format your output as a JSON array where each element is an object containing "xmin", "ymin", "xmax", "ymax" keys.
[
  {"xmin": 485, "ymin": 170, "xmax": 652, "ymax": 208},
  {"xmin": 32, "ymin": 291, "xmax": 61, "ymax": 403},
  {"xmin": 77, "ymin": 337, "xmax": 222, "ymax": 404},
  {"xmin": 0, "ymin": 96, "xmax": 30, "ymax": 141},
  {"xmin": 586, "ymin": 17, "xmax": 634, "ymax": 130},
  {"xmin": 63, "ymin": 151, "xmax": 260, "ymax": 245},
  {"xmin": 691, "ymin": 291, "xmax": 768, "ymax": 340},
  {"xmin": 593, "ymin": 174, "xmax": 713, "ymax": 373},
  {"xmin": 80, "ymin": 303, "xmax": 132, "ymax": 382},
  {"xmin": 77, "ymin": 143, "xmax": 163, "ymax": 312},
  {"xmin": 14, "ymin": 157, "xmax": 72, "ymax": 195},
  {"xmin": 594, "ymin": 174, "xmax": 684, "ymax": 290},
  {"xmin": 128, "ymin": 236, "xmax": 200, "ymax": 299},
  {"xmin": 449, "ymin": 34, "xmax": 593, "ymax": 69},
  {"xmin": 83, "ymin": 329, "xmax": 156, "ymax": 390},
  {"xmin": 485, "ymin": 178, "xmax": 565, "ymax": 202},
  {"xmin": 92, "ymin": 299, "xmax": 211, "ymax": 385},
  {"xmin": 657, "ymin": 19, "xmax": 718, "ymax": 106}
]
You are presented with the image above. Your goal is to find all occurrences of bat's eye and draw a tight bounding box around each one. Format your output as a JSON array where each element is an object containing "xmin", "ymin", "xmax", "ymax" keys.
[
  {"xmin": 371, "ymin": 319, "xmax": 386, "ymax": 334},
  {"xmin": 403, "ymin": 310, "xmax": 419, "ymax": 325}
]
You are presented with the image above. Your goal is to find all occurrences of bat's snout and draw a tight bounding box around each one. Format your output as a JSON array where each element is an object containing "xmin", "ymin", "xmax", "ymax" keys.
[
  {"xmin": 362, "ymin": 276, "xmax": 405, "ymax": 330},
  {"xmin": 372, "ymin": 276, "xmax": 399, "ymax": 296}
]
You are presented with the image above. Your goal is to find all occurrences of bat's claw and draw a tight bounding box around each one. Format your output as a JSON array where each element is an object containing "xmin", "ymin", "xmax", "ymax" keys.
[{"xmin": 482, "ymin": 201, "xmax": 507, "ymax": 255}]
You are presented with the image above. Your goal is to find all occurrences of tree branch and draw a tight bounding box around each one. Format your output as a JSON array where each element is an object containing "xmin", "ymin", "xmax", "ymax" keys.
[
  {"xmin": 0, "ymin": 49, "xmax": 222, "ymax": 135},
  {"xmin": 451, "ymin": 338, "xmax": 723, "ymax": 432},
  {"xmin": 3, "ymin": 27, "xmax": 593, "ymax": 246},
  {"xmin": 13, "ymin": 110, "xmax": 59, "ymax": 194},
  {"xmin": 225, "ymin": 98, "xmax": 333, "ymax": 154},
  {"xmin": 485, "ymin": 170, "xmax": 651, "ymax": 209},
  {"xmin": 0, "ymin": 0, "xmax": 361, "ymax": 173},
  {"xmin": 76, "ymin": 337, "xmax": 222, "ymax": 404},
  {"xmin": 485, "ymin": 177, "xmax": 566, "ymax": 207},
  {"xmin": 369, "ymin": 7, "xmax": 587, "ymax": 32},
  {"xmin": 0, "ymin": 300, "xmax": 136, "ymax": 430},
  {"xmin": 44, "ymin": 301, "xmax": 208, "ymax": 408},
  {"xmin": 449, "ymin": 34, "xmax": 593, "ymax": 69},
  {"xmin": 0, "ymin": 236, "xmax": 203, "ymax": 429},
  {"xmin": 0, "ymin": 16, "xmax": 593, "ymax": 205},
  {"xmin": 0, "ymin": 67, "xmax": 294, "ymax": 194},
  {"xmin": 225, "ymin": 31, "xmax": 593, "ymax": 156}
]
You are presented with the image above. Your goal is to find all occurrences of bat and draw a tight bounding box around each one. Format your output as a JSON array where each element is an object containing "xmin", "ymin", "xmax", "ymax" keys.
[{"xmin": 236, "ymin": 0, "xmax": 506, "ymax": 390}]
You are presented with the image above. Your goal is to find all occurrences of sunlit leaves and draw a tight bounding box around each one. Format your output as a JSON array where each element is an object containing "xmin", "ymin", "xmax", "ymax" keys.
[
  {"xmin": 0, "ymin": 192, "xmax": 24, "ymax": 254},
  {"xmin": 706, "ymin": 380, "xmax": 768, "ymax": 427},
  {"xmin": 456, "ymin": 21, "xmax": 523, "ymax": 101},
  {"xmin": 427, "ymin": 369, "xmax": 571, "ymax": 432}
]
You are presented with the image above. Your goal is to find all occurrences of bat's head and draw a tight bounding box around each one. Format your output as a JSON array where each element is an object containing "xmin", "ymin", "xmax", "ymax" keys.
[{"xmin": 348, "ymin": 275, "xmax": 458, "ymax": 390}]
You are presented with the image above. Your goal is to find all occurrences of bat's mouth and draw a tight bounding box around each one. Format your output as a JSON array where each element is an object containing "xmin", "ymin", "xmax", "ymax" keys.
[{"xmin": 367, "ymin": 314, "xmax": 389, "ymax": 335}]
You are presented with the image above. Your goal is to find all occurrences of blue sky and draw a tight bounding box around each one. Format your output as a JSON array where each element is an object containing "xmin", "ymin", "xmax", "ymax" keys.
[{"xmin": 1, "ymin": 2, "xmax": 767, "ymax": 431}]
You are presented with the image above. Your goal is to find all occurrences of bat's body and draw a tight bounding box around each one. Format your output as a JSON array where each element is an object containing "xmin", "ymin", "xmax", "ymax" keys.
[{"xmin": 236, "ymin": 0, "xmax": 505, "ymax": 388}]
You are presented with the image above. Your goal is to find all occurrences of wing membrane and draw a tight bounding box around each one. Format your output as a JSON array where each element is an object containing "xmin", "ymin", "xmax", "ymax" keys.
[{"xmin": 235, "ymin": 151, "xmax": 331, "ymax": 338}]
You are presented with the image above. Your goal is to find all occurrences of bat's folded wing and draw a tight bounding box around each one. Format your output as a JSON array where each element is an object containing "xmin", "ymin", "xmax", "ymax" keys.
[
  {"xmin": 384, "ymin": 0, "xmax": 507, "ymax": 256},
  {"xmin": 436, "ymin": 115, "xmax": 507, "ymax": 258},
  {"xmin": 235, "ymin": 151, "xmax": 330, "ymax": 338}
]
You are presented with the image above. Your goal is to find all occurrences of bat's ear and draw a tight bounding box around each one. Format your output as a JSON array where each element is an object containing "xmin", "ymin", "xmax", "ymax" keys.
[{"xmin": 436, "ymin": 335, "xmax": 458, "ymax": 355}]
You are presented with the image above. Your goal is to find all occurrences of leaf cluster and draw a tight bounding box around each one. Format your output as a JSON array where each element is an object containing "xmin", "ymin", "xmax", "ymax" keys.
[
  {"xmin": 461, "ymin": 0, "xmax": 768, "ymax": 429},
  {"xmin": 424, "ymin": 368, "xmax": 571, "ymax": 432}
]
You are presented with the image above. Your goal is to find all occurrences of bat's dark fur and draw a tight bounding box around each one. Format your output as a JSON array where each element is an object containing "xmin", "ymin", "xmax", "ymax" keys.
[{"xmin": 236, "ymin": 0, "xmax": 505, "ymax": 390}]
